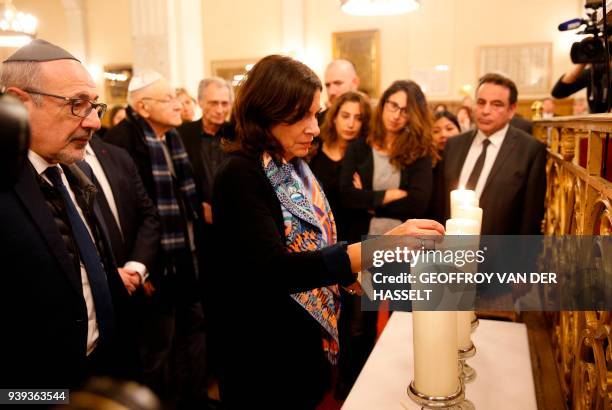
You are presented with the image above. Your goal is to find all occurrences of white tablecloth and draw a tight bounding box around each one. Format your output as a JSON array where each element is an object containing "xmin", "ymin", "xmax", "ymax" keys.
[{"xmin": 342, "ymin": 312, "xmax": 537, "ymax": 409}]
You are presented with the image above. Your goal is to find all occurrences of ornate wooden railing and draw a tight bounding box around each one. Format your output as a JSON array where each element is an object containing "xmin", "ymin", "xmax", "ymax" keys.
[{"xmin": 533, "ymin": 115, "xmax": 612, "ymax": 410}]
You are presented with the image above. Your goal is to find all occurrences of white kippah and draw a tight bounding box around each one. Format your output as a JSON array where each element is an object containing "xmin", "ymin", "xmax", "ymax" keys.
[{"xmin": 128, "ymin": 70, "xmax": 163, "ymax": 92}]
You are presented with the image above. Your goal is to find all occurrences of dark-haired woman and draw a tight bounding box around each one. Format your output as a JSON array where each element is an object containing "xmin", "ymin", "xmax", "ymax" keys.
[
  {"xmin": 210, "ymin": 56, "xmax": 443, "ymax": 409},
  {"xmin": 309, "ymin": 91, "xmax": 371, "ymax": 241},
  {"xmin": 338, "ymin": 81, "xmax": 436, "ymax": 394},
  {"xmin": 340, "ymin": 80, "xmax": 436, "ymax": 241}
]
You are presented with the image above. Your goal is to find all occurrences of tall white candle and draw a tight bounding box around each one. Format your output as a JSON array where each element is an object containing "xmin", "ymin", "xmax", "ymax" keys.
[
  {"xmin": 450, "ymin": 189, "xmax": 478, "ymax": 218},
  {"xmin": 445, "ymin": 218, "xmax": 480, "ymax": 235},
  {"xmin": 412, "ymin": 311, "xmax": 459, "ymax": 396},
  {"xmin": 454, "ymin": 205, "xmax": 483, "ymax": 233},
  {"xmin": 445, "ymin": 217, "xmax": 480, "ymax": 353}
]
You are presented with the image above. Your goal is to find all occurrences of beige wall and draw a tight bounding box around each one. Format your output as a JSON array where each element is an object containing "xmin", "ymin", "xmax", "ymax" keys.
[
  {"xmin": 7, "ymin": 0, "xmax": 584, "ymax": 101},
  {"xmin": 200, "ymin": 0, "xmax": 583, "ymax": 100},
  {"xmin": 84, "ymin": 0, "xmax": 133, "ymax": 71},
  {"xmin": 13, "ymin": 0, "xmax": 68, "ymax": 47},
  {"xmin": 10, "ymin": 0, "xmax": 132, "ymax": 89},
  {"xmin": 304, "ymin": 0, "xmax": 582, "ymax": 100},
  {"xmin": 202, "ymin": 0, "xmax": 283, "ymax": 78}
]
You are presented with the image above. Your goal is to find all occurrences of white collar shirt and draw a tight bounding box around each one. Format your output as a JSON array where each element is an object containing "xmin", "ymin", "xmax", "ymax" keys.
[
  {"xmin": 28, "ymin": 150, "xmax": 99, "ymax": 355},
  {"xmin": 457, "ymin": 123, "xmax": 509, "ymax": 199}
]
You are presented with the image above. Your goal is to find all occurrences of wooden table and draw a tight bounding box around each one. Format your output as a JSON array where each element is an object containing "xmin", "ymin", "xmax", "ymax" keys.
[{"xmin": 343, "ymin": 312, "xmax": 537, "ymax": 409}]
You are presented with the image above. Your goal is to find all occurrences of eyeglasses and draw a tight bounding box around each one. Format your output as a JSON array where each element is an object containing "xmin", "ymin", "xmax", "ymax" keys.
[
  {"xmin": 385, "ymin": 100, "xmax": 409, "ymax": 117},
  {"xmin": 24, "ymin": 89, "xmax": 107, "ymax": 119},
  {"xmin": 141, "ymin": 96, "xmax": 179, "ymax": 104}
]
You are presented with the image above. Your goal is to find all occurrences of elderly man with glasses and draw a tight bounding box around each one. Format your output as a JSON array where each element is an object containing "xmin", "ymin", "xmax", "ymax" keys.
[
  {"xmin": 105, "ymin": 70, "xmax": 209, "ymax": 408},
  {"xmin": 0, "ymin": 39, "xmax": 138, "ymax": 390}
]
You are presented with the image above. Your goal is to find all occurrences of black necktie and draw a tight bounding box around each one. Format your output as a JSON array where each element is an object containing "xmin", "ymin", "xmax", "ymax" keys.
[
  {"xmin": 44, "ymin": 166, "xmax": 115, "ymax": 343},
  {"xmin": 465, "ymin": 139, "xmax": 491, "ymax": 190},
  {"xmin": 78, "ymin": 161, "xmax": 126, "ymax": 264}
]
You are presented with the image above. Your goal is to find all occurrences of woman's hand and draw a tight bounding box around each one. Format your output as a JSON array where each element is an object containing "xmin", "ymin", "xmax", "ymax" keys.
[
  {"xmin": 342, "ymin": 280, "xmax": 363, "ymax": 296},
  {"xmin": 386, "ymin": 218, "xmax": 445, "ymax": 237},
  {"xmin": 352, "ymin": 172, "xmax": 363, "ymax": 189},
  {"xmin": 383, "ymin": 188, "xmax": 408, "ymax": 205},
  {"xmin": 346, "ymin": 219, "xmax": 445, "ymax": 273},
  {"xmin": 385, "ymin": 219, "xmax": 446, "ymax": 250}
]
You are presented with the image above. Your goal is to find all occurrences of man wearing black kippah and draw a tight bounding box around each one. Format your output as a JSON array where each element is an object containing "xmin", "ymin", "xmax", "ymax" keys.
[{"xmin": 0, "ymin": 39, "xmax": 138, "ymax": 389}]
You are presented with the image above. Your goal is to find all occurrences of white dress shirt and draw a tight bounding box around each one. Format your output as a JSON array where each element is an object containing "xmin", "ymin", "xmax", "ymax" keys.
[
  {"xmin": 457, "ymin": 124, "xmax": 509, "ymax": 199},
  {"xmin": 28, "ymin": 150, "xmax": 99, "ymax": 355},
  {"xmin": 84, "ymin": 144, "xmax": 148, "ymax": 281}
]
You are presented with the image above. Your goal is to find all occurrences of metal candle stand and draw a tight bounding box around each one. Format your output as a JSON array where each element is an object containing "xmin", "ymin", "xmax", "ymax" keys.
[
  {"xmin": 458, "ymin": 343, "xmax": 477, "ymax": 384},
  {"xmin": 407, "ymin": 379, "xmax": 471, "ymax": 409}
]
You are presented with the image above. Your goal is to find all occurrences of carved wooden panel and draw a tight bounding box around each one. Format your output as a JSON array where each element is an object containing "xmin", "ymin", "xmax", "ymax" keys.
[{"xmin": 535, "ymin": 116, "xmax": 612, "ymax": 409}]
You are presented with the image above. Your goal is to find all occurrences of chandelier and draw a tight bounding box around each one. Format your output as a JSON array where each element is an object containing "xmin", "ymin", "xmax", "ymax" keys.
[
  {"xmin": 340, "ymin": 0, "xmax": 420, "ymax": 16},
  {"xmin": 0, "ymin": 0, "xmax": 37, "ymax": 48}
]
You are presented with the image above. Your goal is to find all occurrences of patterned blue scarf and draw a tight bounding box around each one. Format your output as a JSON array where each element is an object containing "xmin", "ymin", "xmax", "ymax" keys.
[
  {"xmin": 134, "ymin": 112, "xmax": 200, "ymax": 254},
  {"xmin": 262, "ymin": 152, "xmax": 341, "ymax": 363}
]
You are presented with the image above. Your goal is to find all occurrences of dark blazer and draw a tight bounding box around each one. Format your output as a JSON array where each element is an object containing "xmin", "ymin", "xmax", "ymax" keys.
[
  {"xmin": 87, "ymin": 136, "xmax": 160, "ymax": 272},
  {"xmin": 104, "ymin": 109, "xmax": 201, "ymax": 303},
  {"xmin": 441, "ymin": 125, "xmax": 547, "ymax": 235},
  {"xmin": 104, "ymin": 111, "xmax": 158, "ymax": 203},
  {"xmin": 209, "ymin": 153, "xmax": 355, "ymax": 409},
  {"xmin": 510, "ymin": 114, "xmax": 533, "ymax": 135},
  {"xmin": 176, "ymin": 119, "xmax": 230, "ymax": 204},
  {"xmin": 339, "ymin": 138, "xmax": 433, "ymax": 242},
  {"xmin": 0, "ymin": 163, "xmax": 134, "ymax": 389}
]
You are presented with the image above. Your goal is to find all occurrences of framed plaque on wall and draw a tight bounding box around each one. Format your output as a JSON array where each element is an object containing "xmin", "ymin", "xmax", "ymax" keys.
[
  {"xmin": 211, "ymin": 58, "xmax": 260, "ymax": 88},
  {"xmin": 103, "ymin": 65, "xmax": 132, "ymax": 105},
  {"xmin": 478, "ymin": 43, "xmax": 552, "ymax": 95},
  {"xmin": 332, "ymin": 29, "xmax": 380, "ymax": 98}
]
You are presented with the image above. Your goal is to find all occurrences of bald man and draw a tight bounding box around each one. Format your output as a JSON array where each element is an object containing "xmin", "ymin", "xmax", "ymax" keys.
[
  {"xmin": 105, "ymin": 72, "xmax": 209, "ymax": 407},
  {"xmin": 318, "ymin": 59, "xmax": 360, "ymax": 124}
]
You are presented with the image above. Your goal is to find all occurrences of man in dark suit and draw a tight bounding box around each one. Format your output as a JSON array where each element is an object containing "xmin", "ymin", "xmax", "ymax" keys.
[
  {"xmin": 441, "ymin": 73, "xmax": 547, "ymax": 235},
  {"xmin": 82, "ymin": 136, "xmax": 160, "ymax": 295},
  {"xmin": 0, "ymin": 39, "xmax": 136, "ymax": 389},
  {"xmin": 176, "ymin": 77, "xmax": 233, "ymax": 227}
]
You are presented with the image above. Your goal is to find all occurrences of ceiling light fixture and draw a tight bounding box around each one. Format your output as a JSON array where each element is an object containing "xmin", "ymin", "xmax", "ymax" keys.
[{"xmin": 0, "ymin": 0, "xmax": 37, "ymax": 48}]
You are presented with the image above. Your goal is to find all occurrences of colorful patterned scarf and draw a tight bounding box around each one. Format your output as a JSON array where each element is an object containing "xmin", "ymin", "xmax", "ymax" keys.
[
  {"xmin": 133, "ymin": 111, "xmax": 200, "ymax": 255},
  {"xmin": 262, "ymin": 152, "xmax": 341, "ymax": 364}
]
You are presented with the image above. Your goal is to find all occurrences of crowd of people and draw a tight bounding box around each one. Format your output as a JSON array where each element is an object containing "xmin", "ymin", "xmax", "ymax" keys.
[{"xmin": 0, "ymin": 39, "xmax": 547, "ymax": 409}]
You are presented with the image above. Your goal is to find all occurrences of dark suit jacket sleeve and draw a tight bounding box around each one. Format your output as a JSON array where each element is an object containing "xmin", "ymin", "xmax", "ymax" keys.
[
  {"xmin": 121, "ymin": 150, "xmax": 161, "ymax": 271},
  {"xmin": 213, "ymin": 156, "xmax": 355, "ymax": 293},
  {"xmin": 374, "ymin": 155, "xmax": 432, "ymax": 220},
  {"xmin": 551, "ymin": 68, "xmax": 590, "ymax": 99},
  {"xmin": 520, "ymin": 142, "xmax": 547, "ymax": 234},
  {"xmin": 339, "ymin": 140, "xmax": 385, "ymax": 209}
]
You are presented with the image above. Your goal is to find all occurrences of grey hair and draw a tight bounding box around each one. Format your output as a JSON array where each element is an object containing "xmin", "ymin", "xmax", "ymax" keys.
[
  {"xmin": 197, "ymin": 76, "xmax": 234, "ymax": 103},
  {"xmin": 0, "ymin": 61, "xmax": 44, "ymax": 104}
]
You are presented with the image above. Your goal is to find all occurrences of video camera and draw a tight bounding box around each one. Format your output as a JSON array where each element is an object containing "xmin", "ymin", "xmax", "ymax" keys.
[
  {"xmin": 559, "ymin": 0, "xmax": 612, "ymax": 112},
  {"xmin": 0, "ymin": 86, "xmax": 30, "ymax": 190}
]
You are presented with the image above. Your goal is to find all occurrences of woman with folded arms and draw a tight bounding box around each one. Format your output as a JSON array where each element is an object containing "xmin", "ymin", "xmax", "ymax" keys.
[
  {"xmin": 337, "ymin": 80, "xmax": 437, "ymax": 395},
  {"xmin": 309, "ymin": 91, "xmax": 371, "ymax": 242}
]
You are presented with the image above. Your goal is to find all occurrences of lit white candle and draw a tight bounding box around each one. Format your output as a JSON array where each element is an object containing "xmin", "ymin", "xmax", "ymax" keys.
[
  {"xmin": 413, "ymin": 311, "xmax": 459, "ymax": 396},
  {"xmin": 450, "ymin": 189, "xmax": 478, "ymax": 218},
  {"xmin": 457, "ymin": 311, "xmax": 473, "ymax": 350}
]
